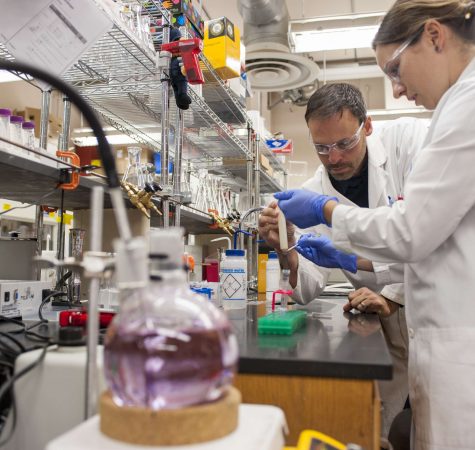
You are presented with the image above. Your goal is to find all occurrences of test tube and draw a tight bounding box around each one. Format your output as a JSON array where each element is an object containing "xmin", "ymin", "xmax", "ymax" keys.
[{"xmin": 279, "ymin": 269, "xmax": 291, "ymax": 310}]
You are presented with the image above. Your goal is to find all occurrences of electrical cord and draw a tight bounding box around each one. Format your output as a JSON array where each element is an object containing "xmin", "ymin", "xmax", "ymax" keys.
[
  {"xmin": 0, "ymin": 333, "xmax": 26, "ymax": 353},
  {"xmin": 0, "ymin": 316, "xmax": 26, "ymax": 334},
  {"xmin": 0, "ymin": 344, "xmax": 49, "ymax": 446},
  {"xmin": 0, "ymin": 316, "xmax": 53, "ymax": 446},
  {"xmin": 38, "ymin": 291, "xmax": 67, "ymax": 323},
  {"xmin": 54, "ymin": 271, "xmax": 72, "ymax": 291}
]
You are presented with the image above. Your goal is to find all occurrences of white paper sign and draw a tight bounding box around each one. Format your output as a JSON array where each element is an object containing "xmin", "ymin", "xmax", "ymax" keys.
[{"xmin": 0, "ymin": 0, "xmax": 112, "ymax": 76}]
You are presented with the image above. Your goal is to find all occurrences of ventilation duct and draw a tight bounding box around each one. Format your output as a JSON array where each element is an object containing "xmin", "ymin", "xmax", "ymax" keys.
[{"xmin": 238, "ymin": 0, "xmax": 319, "ymax": 92}]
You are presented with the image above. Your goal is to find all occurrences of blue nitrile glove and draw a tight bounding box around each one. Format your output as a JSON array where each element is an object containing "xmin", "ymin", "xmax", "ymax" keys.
[
  {"xmin": 274, "ymin": 189, "xmax": 338, "ymax": 228},
  {"xmin": 296, "ymin": 233, "xmax": 357, "ymax": 273}
]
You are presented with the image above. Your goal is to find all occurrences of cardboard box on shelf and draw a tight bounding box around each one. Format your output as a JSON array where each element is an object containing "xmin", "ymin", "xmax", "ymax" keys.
[
  {"xmin": 259, "ymin": 154, "xmax": 272, "ymax": 173},
  {"xmin": 203, "ymin": 17, "xmax": 240, "ymax": 80},
  {"xmin": 16, "ymin": 107, "xmax": 62, "ymax": 140},
  {"xmin": 73, "ymin": 144, "xmax": 154, "ymax": 178},
  {"xmin": 222, "ymin": 157, "xmax": 247, "ymax": 168}
]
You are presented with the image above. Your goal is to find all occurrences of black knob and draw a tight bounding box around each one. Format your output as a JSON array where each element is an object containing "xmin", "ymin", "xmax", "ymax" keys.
[{"xmin": 57, "ymin": 326, "xmax": 84, "ymax": 346}]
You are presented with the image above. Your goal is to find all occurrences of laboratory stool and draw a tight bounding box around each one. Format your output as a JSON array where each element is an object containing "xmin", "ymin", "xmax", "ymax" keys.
[{"xmin": 46, "ymin": 404, "xmax": 287, "ymax": 450}]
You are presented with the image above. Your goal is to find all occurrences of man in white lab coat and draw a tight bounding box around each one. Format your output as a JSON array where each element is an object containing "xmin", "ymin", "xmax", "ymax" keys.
[{"xmin": 258, "ymin": 83, "xmax": 428, "ymax": 439}]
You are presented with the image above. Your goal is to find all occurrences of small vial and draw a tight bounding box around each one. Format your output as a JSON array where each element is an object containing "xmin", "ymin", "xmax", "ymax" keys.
[
  {"xmin": 22, "ymin": 121, "xmax": 36, "ymax": 158},
  {"xmin": 9, "ymin": 115, "xmax": 24, "ymax": 151},
  {"xmin": 0, "ymin": 108, "xmax": 11, "ymax": 142},
  {"xmin": 265, "ymin": 251, "xmax": 280, "ymax": 301},
  {"xmin": 279, "ymin": 269, "xmax": 291, "ymax": 311}
]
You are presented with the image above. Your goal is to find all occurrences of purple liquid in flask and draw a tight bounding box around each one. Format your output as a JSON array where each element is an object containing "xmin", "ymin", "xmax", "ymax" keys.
[{"xmin": 104, "ymin": 229, "xmax": 238, "ymax": 410}]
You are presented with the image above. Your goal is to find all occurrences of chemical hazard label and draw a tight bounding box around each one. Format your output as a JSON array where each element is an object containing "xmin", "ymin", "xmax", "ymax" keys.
[{"xmin": 222, "ymin": 273, "xmax": 242, "ymax": 298}]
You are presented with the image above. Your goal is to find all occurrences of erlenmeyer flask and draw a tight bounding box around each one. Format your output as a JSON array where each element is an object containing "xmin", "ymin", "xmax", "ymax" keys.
[{"xmin": 122, "ymin": 146, "xmax": 146, "ymax": 188}]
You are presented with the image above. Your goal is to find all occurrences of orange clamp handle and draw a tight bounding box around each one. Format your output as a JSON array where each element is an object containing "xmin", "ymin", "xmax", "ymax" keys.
[{"xmin": 56, "ymin": 151, "xmax": 80, "ymax": 190}]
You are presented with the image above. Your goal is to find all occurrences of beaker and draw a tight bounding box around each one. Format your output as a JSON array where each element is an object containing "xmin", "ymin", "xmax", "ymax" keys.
[{"xmin": 122, "ymin": 146, "xmax": 146, "ymax": 188}]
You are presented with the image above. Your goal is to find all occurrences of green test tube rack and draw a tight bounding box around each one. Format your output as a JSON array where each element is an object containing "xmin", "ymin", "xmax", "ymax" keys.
[{"xmin": 257, "ymin": 310, "xmax": 307, "ymax": 335}]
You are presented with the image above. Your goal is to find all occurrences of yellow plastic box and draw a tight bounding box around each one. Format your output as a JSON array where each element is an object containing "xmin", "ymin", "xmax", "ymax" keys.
[{"xmin": 203, "ymin": 17, "xmax": 241, "ymax": 80}]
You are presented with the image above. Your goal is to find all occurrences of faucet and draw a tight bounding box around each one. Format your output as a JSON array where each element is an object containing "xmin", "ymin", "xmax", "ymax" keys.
[
  {"xmin": 238, "ymin": 206, "xmax": 265, "ymax": 291},
  {"xmin": 239, "ymin": 206, "xmax": 265, "ymax": 230}
]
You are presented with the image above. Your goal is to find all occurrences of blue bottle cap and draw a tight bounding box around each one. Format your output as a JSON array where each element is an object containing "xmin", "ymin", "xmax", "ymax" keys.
[
  {"xmin": 225, "ymin": 249, "xmax": 245, "ymax": 257},
  {"xmin": 191, "ymin": 287, "xmax": 212, "ymax": 300}
]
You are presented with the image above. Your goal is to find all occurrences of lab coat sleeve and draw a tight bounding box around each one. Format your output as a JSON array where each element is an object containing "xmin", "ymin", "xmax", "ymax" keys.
[
  {"xmin": 291, "ymin": 224, "xmax": 333, "ymax": 304},
  {"xmin": 378, "ymin": 117, "xmax": 429, "ymax": 197},
  {"xmin": 292, "ymin": 254, "xmax": 332, "ymax": 304},
  {"xmin": 332, "ymin": 81, "xmax": 475, "ymax": 263},
  {"xmin": 380, "ymin": 283, "xmax": 405, "ymax": 306},
  {"xmin": 372, "ymin": 261, "xmax": 405, "ymax": 285}
]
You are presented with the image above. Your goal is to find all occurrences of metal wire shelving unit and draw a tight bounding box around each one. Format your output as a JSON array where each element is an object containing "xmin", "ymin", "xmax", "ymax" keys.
[{"xmin": 0, "ymin": 0, "xmax": 287, "ymax": 231}]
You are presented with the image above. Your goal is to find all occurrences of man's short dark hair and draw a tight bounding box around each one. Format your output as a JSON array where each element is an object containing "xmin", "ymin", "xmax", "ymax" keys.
[{"xmin": 305, "ymin": 83, "xmax": 367, "ymax": 125}]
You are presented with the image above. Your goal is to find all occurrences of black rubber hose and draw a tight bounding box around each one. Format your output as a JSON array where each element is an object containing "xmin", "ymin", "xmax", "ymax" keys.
[{"xmin": 0, "ymin": 60, "xmax": 120, "ymax": 188}]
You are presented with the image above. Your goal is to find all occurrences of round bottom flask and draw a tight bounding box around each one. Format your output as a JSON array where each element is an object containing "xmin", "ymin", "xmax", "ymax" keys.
[{"xmin": 104, "ymin": 229, "xmax": 238, "ymax": 410}]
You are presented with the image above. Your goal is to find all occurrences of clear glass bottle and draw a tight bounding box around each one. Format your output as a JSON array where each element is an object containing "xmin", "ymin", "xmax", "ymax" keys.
[
  {"xmin": 22, "ymin": 121, "xmax": 35, "ymax": 157},
  {"xmin": 9, "ymin": 115, "xmax": 24, "ymax": 149},
  {"xmin": 0, "ymin": 108, "xmax": 11, "ymax": 143},
  {"xmin": 104, "ymin": 229, "xmax": 238, "ymax": 410}
]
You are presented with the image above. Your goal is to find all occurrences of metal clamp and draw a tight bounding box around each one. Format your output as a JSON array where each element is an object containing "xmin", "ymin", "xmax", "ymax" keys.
[{"xmin": 56, "ymin": 151, "xmax": 80, "ymax": 190}]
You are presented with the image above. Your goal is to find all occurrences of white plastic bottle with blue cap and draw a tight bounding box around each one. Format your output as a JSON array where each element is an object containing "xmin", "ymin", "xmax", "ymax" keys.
[{"xmin": 220, "ymin": 249, "xmax": 247, "ymax": 309}]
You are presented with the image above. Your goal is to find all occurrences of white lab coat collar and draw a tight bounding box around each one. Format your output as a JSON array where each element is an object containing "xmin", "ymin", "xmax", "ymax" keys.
[{"xmin": 320, "ymin": 134, "xmax": 389, "ymax": 208}]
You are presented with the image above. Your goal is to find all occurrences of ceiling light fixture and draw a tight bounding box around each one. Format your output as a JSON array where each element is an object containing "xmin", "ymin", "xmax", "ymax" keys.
[
  {"xmin": 368, "ymin": 108, "xmax": 432, "ymax": 119},
  {"xmin": 289, "ymin": 11, "xmax": 385, "ymax": 53},
  {"xmin": 292, "ymin": 25, "xmax": 379, "ymax": 53}
]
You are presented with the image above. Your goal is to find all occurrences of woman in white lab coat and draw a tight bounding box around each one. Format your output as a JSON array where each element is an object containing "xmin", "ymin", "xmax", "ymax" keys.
[{"xmin": 276, "ymin": 1, "xmax": 475, "ymax": 449}]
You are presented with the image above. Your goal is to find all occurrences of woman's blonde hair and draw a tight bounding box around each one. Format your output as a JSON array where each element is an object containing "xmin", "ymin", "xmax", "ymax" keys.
[{"xmin": 372, "ymin": 0, "xmax": 475, "ymax": 48}]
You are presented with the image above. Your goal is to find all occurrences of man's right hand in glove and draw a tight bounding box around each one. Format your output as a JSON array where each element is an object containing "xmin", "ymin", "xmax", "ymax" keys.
[{"xmin": 258, "ymin": 201, "xmax": 296, "ymax": 252}]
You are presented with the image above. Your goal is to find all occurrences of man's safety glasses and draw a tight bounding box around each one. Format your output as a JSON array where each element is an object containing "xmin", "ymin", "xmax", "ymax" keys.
[
  {"xmin": 311, "ymin": 121, "xmax": 365, "ymax": 155},
  {"xmin": 383, "ymin": 29, "xmax": 423, "ymax": 84}
]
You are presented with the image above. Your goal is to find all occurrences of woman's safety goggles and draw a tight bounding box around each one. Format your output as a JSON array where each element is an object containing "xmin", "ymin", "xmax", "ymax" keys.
[{"xmin": 383, "ymin": 29, "xmax": 423, "ymax": 84}]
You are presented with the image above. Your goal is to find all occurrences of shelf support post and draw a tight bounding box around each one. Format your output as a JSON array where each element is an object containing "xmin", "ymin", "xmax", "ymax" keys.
[
  {"xmin": 159, "ymin": 14, "xmax": 171, "ymax": 227},
  {"xmin": 59, "ymin": 95, "xmax": 71, "ymax": 151},
  {"xmin": 173, "ymin": 108, "xmax": 185, "ymax": 227},
  {"xmin": 39, "ymin": 88, "xmax": 51, "ymax": 150}
]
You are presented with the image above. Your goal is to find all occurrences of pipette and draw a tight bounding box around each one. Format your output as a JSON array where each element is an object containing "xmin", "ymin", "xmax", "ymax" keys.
[{"xmin": 281, "ymin": 243, "xmax": 297, "ymax": 255}]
